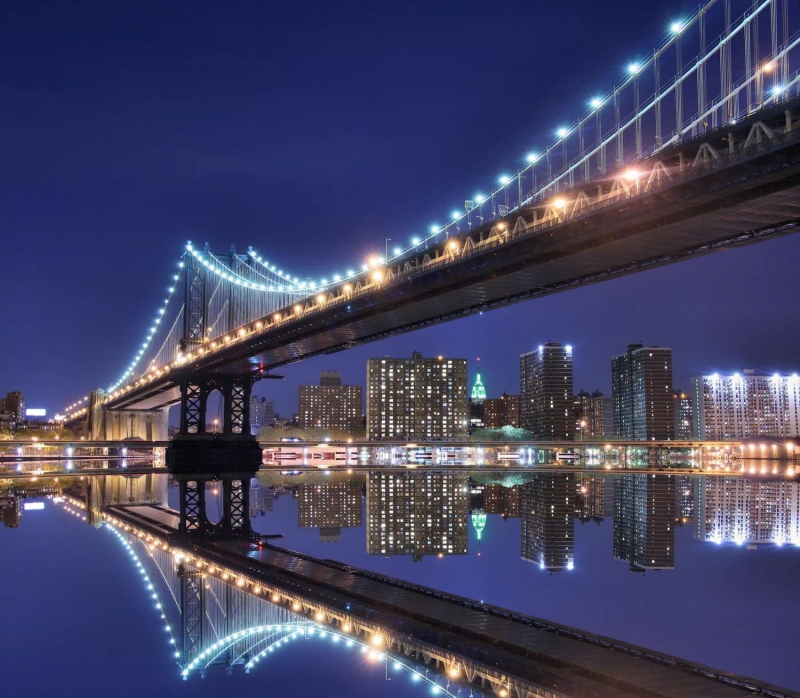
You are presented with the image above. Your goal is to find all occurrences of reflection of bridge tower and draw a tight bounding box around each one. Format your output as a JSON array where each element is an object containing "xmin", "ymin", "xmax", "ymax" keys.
[
  {"xmin": 74, "ymin": 474, "xmax": 168, "ymax": 527},
  {"xmin": 175, "ymin": 473, "xmax": 254, "ymax": 540}
]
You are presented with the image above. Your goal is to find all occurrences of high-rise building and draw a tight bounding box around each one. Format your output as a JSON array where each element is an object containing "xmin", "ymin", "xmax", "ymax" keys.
[
  {"xmin": 483, "ymin": 393, "xmax": 521, "ymax": 429},
  {"xmin": 0, "ymin": 495, "xmax": 21, "ymax": 528},
  {"xmin": 611, "ymin": 344, "xmax": 674, "ymax": 440},
  {"xmin": 0, "ymin": 392, "xmax": 24, "ymax": 422},
  {"xmin": 366, "ymin": 353, "xmax": 468, "ymax": 440},
  {"xmin": 692, "ymin": 370, "xmax": 800, "ymax": 439},
  {"xmin": 298, "ymin": 480, "xmax": 362, "ymax": 542},
  {"xmin": 519, "ymin": 343, "xmax": 573, "ymax": 440},
  {"xmin": 613, "ymin": 474, "xmax": 675, "ymax": 572},
  {"xmin": 573, "ymin": 389, "xmax": 606, "ymax": 438},
  {"xmin": 468, "ymin": 373, "xmax": 487, "ymax": 432},
  {"xmin": 366, "ymin": 471, "xmax": 468, "ymax": 559},
  {"xmin": 299, "ymin": 371, "xmax": 363, "ymax": 433},
  {"xmin": 520, "ymin": 474, "xmax": 574, "ymax": 572},
  {"xmin": 250, "ymin": 396, "xmax": 275, "ymax": 435},
  {"xmin": 695, "ymin": 477, "xmax": 800, "ymax": 545},
  {"xmin": 672, "ymin": 390, "xmax": 693, "ymax": 440}
]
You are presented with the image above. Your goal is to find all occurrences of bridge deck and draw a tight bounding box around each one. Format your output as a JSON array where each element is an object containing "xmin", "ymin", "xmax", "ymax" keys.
[{"xmin": 105, "ymin": 503, "xmax": 798, "ymax": 698}]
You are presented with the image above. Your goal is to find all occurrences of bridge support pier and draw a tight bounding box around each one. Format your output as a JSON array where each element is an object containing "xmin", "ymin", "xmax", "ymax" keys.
[
  {"xmin": 166, "ymin": 370, "xmax": 264, "ymax": 473},
  {"xmin": 81, "ymin": 389, "xmax": 169, "ymax": 441}
]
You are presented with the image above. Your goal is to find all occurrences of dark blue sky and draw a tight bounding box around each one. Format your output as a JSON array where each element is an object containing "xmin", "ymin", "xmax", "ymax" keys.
[{"xmin": 4, "ymin": 0, "xmax": 800, "ymax": 416}]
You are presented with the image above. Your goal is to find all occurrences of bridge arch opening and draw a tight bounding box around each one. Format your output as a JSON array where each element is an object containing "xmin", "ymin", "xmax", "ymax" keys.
[{"xmin": 205, "ymin": 389, "xmax": 224, "ymax": 435}]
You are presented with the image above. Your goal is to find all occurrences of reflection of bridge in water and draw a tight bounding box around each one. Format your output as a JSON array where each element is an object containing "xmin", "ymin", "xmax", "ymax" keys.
[{"xmin": 57, "ymin": 482, "xmax": 800, "ymax": 698}]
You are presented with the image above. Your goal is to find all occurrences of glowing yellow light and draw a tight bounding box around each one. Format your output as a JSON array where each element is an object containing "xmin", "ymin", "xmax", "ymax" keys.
[
  {"xmin": 293, "ymin": 602, "xmax": 301, "ymax": 611},
  {"xmin": 238, "ymin": 328, "xmax": 246, "ymax": 337},
  {"xmin": 624, "ymin": 169, "xmax": 640, "ymax": 181},
  {"xmin": 316, "ymin": 294, "xmax": 325, "ymax": 303},
  {"xmin": 224, "ymin": 335, "xmax": 231, "ymax": 343},
  {"xmin": 342, "ymin": 623, "xmax": 352, "ymax": 633},
  {"xmin": 315, "ymin": 611, "xmax": 325, "ymax": 621},
  {"xmin": 371, "ymin": 270, "xmax": 383, "ymax": 282},
  {"xmin": 449, "ymin": 667, "xmax": 460, "ymax": 678},
  {"xmin": 448, "ymin": 241, "xmax": 458, "ymax": 251},
  {"xmin": 293, "ymin": 304, "xmax": 302, "ymax": 313},
  {"xmin": 343, "ymin": 284, "xmax": 352, "ymax": 293},
  {"xmin": 554, "ymin": 198, "xmax": 567, "ymax": 209},
  {"xmin": 764, "ymin": 61, "xmax": 775, "ymax": 72},
  {"xmin": 272, "ymin": 593, "xmax": 280, "ymax": 602},
  {"xmin": 273, "ymin": 313, "xmax": 281, "ymax": 321},
  {"xmin": 371, "ymin": 634, "xmax": 383, "ymax": 646},
  {"xmin": 255, "ymin": 321, "xmax": 263, "ymax": 329}
]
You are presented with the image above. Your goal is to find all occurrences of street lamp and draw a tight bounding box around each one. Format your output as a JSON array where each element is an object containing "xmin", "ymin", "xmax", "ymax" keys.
[{"xmin": 213, "ymin": 418, "xmax": 219, "ymax": 434}]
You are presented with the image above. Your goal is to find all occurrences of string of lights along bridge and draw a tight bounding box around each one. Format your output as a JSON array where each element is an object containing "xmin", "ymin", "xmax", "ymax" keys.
[{"xmin": 61, "ymin": 0, "xmax": 800, "ymax": 421}]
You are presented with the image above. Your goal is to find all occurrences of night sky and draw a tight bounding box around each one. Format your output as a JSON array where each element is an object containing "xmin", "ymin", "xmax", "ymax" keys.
[{"xmin": 4, "ymin": 0, "xmax": 800, "ymax": 418}]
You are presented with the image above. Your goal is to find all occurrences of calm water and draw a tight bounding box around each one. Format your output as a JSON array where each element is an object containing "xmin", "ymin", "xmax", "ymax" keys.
[{"xmin": 2, "ymin": 470, "xmax": 799, "ymax": 696}]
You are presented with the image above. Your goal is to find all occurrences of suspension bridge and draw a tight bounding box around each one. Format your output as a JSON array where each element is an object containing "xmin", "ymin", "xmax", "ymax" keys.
[
  {"xmin": 60, "ymin": 0, "xmax": 800, "ymax": 466},
  {"xmin": 56, "ymin": 486, "xmax": 800, "ymax": 698}
]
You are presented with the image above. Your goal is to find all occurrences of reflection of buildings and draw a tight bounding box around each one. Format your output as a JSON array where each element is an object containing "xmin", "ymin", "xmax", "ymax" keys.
[
  {"xmin": 695, "ymin": 477, "xmax": 800, "ymax": 545},
  {"xmin": 483, "ymin": 393, "xmax": 520, "ymax": 429},
  {"xmin": 613, "ymin": 475, "xmax": 675, "ymax": 572},
  {"xmin": 298, "ymin": 481, "xmax": 362, "ymax": 542},
  {"xmin": 484, "ymin": 484, "xmax": 521, "ymax": 518},
  {"xmin": 249, "ymin": 478, "xmax": 275, "ymax": 518},
  {"xmin": 675, "ymin": 475, "xmax": 694, "ymax": 524},
  {"xmin": 299, "ymin": 371, "xmax": 362, "ymax": 432},
  {"xmin": 575, "ymin": 475, "xmax": 606, "ymax": 521},
  {"xmin": 520, "ymin": 343, "xmax": 574, "ymax": 440},
  {"xmin": 612, "ymin": 344, "xmax": 674, "ymax": 440},
  {"xmin": 0, "ymin": 495, "xmax": 21, "ymax": 528},
  {"xmin": 366, "ymin": 472, "xmax": 468, "ymax": 559},
  {"xmin": 692, "ymin": 370, "xmax": 800, "ymax": 439},
  {"xmin": 520, "ymin": 474, "xmax": 574, "ymax": 572},
  {"xmin": 366, "ymin": 353, "xmax": 468, "ymax": 440}
]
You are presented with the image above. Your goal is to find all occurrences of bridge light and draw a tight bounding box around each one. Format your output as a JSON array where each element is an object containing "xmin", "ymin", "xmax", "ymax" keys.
[
  {"xmin": 238, "ymin": 328, "xmax": 246, "ymax": 337},
  {"xmin": 412, "ymin": 237, "xmax": 421, "ymax": 245},
  {"xmin": 429, "ymin": 225, "xmax": 439, "ymax": 234},
  {"xmin": 255, "ymin": 321, "xmax": 263, "ymax": 329},
  {"xmin": 316, "ymin": 294, "xmax": 325, "ymax": 304},
  {"xmin": 764, "ymin": 61, "xmax": 776, "ymax": 73},
  {"xmin": 342, "ymin": 623, "xmax": 352, "ymax": 633},
  {"xmin": 556, "ymin": 127, "xmax": 569, "ymax": 139},
  {"xmin": 371, "ymin": 270, "xmax": 383, "ymax": 282},
  {"xmin": 772, "ymin": 85, "xmax": 784, "ymax": 96},
  {"xmin": 497, "ymin": 222, "xmax": 506, "ymax": 231},
  {"xmin": 474, "ymin": 194, "xmax": 484, "ymax": 204},
  {"xmin": 292, "ymin": 602, "xmax": 301, "ymax": 611},
  {"xmin": 623, "ymin": 169, "xmax": 640, "ymax": 181},
  {"xmin": 393, "ymin": 247, "xmax": 402, "ymax": 256},
  {"xmin": 293, "ymin": 304, "xmax": 302, "ymax": 313},
  {"xmin": 498, "ymin": 175, "xmax": 511, "ymax": 185},
  {"xmin": 627, "ymin": 62, "xmax": 641, "ymax": 75},
  {"xmin": 526, "ymin": 153, "xmax": 539, "ymax": 163},
  {"xmin": 224, "ymin": 335, "xmax": 231, "ymax": 343},
  {"xmin": 343, "ymin": 284, "xmax": 352, "ymax": 293},
  {"xmin": 448, "ymin": 666, "xmax": 460, "ymax": 678},
  {"xmin": 315, "ymin": 611, "xmax": 325, "ymax": 621},
  {"xmin": 448, "ymin": 241, "xmax": 458, "ymax": 251},
  {"xmin": 589, "ymin": 97, "xmax": 603, "ymax": 110},
  {"xmin": 333, "ymin": 274, "xmax": 341, "ymax": 281},
  {"xmin": 670, "ymin": 21, "xmax": 684, "ymax": 34},
  {"xmin": 273, "ymin": 313, "xmax": 281, "ymax": 322},
  {"xmin": 371, "ymin": 634, "xmax": 383, "ymax": 646},
  {"xmin": 554, "ymin": 198, "xmax": 567, "ymax": 209}
]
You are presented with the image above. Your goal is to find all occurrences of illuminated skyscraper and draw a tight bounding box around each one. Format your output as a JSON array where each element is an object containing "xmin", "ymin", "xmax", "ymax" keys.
[
  {"xmin": 250, "ymin": 396, "xmax": 274, "ymax": 435},
  {"xmin": 483, "ymin": 393, "xmax": 520, "ymax": 429},
  {"xmin": 573, "ymin": 389, "xmax": 606, "ymax": 438},
  {"xmin": 520, "ymin": 473, "xmax": 574, "ymax": 572},
  {"xmin": 484, "ymin": 484, "xmax": 521, "ymax": 518},
  {"xmin": 575, "ymin": 475, "xmax": 606, "ymax": 521},
  {"xmin": 612, "ymin": 344, "xmax": 674, "ymax": 440},
  {"xmin": 299, "ymin": 371, "xmax": 362, "ymax": 433},
  {"xmin": 366, "ymin": 353, "xmax": 468, "ymax": 440},
  {"xmin": 298, "ymin": 480, "xmax": 362, "ymax": 542},
  {"xmin": 613, "ymin": 474, "xmax": 675, "ymax": 572},
  {"xmin": 672, "ymin": 390, "xmax": 693, "ymax": 440},
  {"xmin": 520, "ymin": 343, "xmax": 574, "ymax": 440},
  {"xmin": 692, "ymin": 370, "xmax": 800, "ymax": 439},
  {"xmin": 366, "ymin": 472, "xmax": 468, "ymax": 559}
]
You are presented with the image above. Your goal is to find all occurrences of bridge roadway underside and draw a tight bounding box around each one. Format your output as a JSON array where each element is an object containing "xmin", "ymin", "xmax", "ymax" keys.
[
  {"xmin": 111, "ymin": 118, "xmax": 800, "ymax": 411},
  {"xmin": 108, "ymin": 504, "xmax": 798, "ymax": 698}
]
